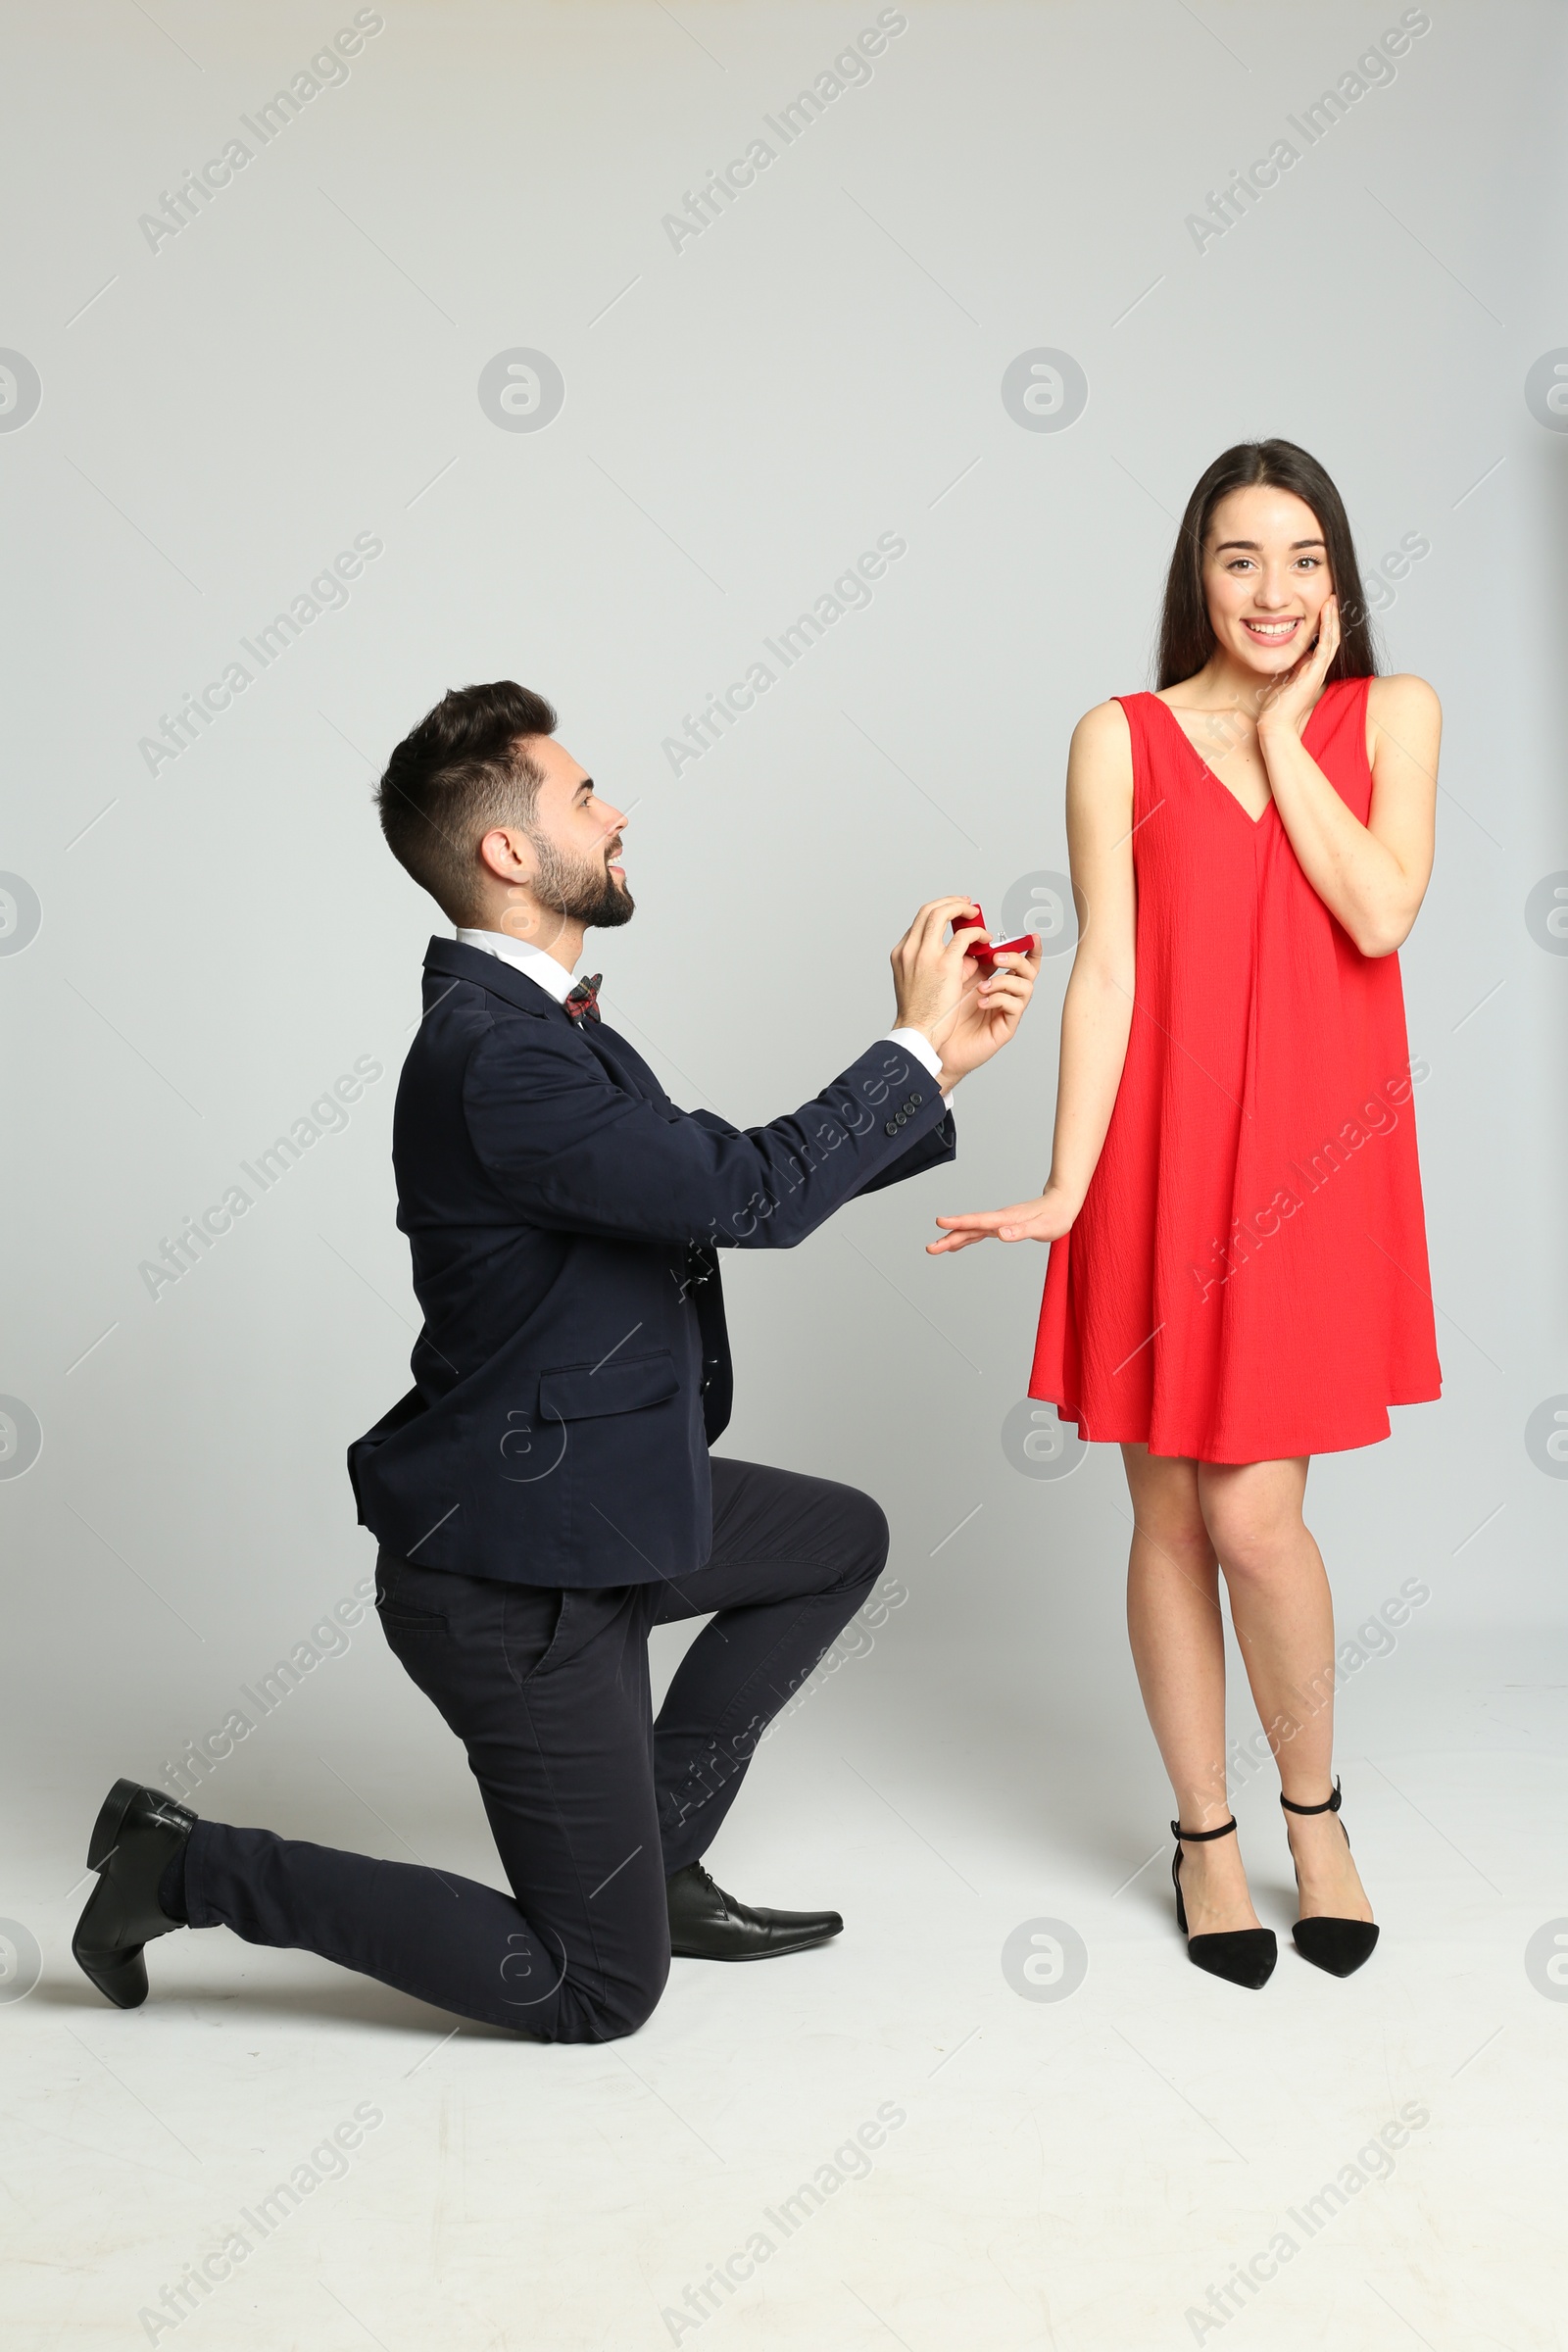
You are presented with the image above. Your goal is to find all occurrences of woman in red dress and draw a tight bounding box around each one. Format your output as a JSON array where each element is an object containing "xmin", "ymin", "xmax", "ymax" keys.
[{"xmin": 932, "ymin": 441, "xmax": 1441, "ymax": 1987}]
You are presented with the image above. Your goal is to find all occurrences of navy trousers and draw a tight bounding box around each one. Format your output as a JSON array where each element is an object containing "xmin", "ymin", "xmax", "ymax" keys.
[{"xmin": 183, "ymin": 1458, "xmax": 887, "ymax": 2041}]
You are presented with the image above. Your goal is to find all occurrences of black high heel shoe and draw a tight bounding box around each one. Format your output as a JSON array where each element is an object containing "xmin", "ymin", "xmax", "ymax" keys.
[
  {"xmin": 1281, "ymin": 1780, "xmax": 1380, "ymax": 1979},
  {"xmin": 1170, "ymin": 1816, "xmax": 1277, "ymax": 1989}
]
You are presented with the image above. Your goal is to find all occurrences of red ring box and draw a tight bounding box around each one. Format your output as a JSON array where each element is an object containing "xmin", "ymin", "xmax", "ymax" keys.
[{"xmin": 953, "ymin": 904, "xmax": 1037, "ymax": 970}]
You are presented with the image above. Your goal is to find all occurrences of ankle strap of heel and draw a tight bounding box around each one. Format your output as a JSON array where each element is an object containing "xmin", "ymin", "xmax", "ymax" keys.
[
  {"xmin": 1280, "ymin": 1777, "xmax": 1342, "ymax": 1817},
  {"xmin": 1170, "ymin": 1816, "xmax": 1239, "ymax": 1843}
]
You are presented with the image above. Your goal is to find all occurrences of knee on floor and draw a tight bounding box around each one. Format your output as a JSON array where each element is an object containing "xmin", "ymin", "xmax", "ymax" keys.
[
  {"xmin": 583, "ymin": 1950, "xmax": 671, "ymax": 2043},
  {"xmin": 841, "ymin": 1489, "xmax": 891, "ymax": 1588}
]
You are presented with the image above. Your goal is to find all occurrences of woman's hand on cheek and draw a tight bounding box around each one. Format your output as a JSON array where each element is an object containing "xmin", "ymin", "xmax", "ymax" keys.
[{"xmin": 1259, "ymin": 594, "xmax": 1341, "ymax": 743}]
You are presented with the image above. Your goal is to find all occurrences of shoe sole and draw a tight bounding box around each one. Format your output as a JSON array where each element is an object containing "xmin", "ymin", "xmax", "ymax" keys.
[
  {"xmin": 670, "ymin": 1928, "xmax": 843, "ymax": 1963},
  {"xmin": 85, "ymin": 1776, "xmax": 145, "ymax": 1874}
]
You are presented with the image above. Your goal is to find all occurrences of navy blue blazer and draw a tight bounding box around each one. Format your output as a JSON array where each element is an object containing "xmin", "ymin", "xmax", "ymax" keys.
[{"xmin": 348, "ymin": 939, "xmax": 956, "ymax": 1588}]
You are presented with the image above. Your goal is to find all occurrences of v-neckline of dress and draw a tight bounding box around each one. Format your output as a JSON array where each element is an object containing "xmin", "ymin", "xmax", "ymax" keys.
[{"xmin": 1150, "ymin": 691, "xmax": 1294, "ymax": 828}]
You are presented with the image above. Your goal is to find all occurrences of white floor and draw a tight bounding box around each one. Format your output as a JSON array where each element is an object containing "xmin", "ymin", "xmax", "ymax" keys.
[{"xmin": 5, "ymin": 1631, "xmax": 1564, "ymax": 2352}]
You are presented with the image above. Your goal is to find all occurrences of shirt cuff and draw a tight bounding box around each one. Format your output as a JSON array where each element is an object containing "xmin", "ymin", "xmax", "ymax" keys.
[
  {"xmin": 881, "ymin": 1028, "xmax": 953, "ymax": 1109},
  {"xmin": 882, "ymin": 1028, "xmax": 942, "ymax": 1082}
]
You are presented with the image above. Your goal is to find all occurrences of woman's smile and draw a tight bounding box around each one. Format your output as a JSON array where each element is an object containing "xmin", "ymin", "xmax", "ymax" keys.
[{"xmin": 1240, "ymin": 615, "xmax": 1304, "ymax": 646}]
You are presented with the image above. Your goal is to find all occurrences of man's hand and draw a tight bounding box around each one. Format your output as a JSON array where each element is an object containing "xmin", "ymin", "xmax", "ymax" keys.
[
  {"xmin": 890, "ymin": 899, "xmax": 1038, "ymax": 1086},
  {"xmin": 933, "ymin": 946, "xmax": 1039, "ymax": 1089},
  {"xmin": 890, "ymin": 897, "xmax": 987, "ymax": 1043}
]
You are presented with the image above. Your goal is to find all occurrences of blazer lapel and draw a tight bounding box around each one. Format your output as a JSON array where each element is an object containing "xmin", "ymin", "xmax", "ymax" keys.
[{"xmin": 422, "ymin": 940, "xmax": 670, "ymax": 1104}]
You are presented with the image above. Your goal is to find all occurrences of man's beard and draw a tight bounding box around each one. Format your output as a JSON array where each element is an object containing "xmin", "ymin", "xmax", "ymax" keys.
[{"xmin": 529, "ymin": 834, "xmax": 634, "ymax": 930}]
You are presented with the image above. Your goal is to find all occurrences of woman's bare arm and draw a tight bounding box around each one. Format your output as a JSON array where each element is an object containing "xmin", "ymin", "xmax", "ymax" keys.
[
  {"xmin": 1258, "ymin": 601, "xmax": 1440, "ymax": 956},
  {"xmin": 928, "ymin": 699, "xmax": 1138, "ymax": 1254}
]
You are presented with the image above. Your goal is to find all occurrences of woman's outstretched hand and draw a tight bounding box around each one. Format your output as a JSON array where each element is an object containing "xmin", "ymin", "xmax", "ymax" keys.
[{"xmin": 926, "ymin": 1184, "xmax": 1079, "ymax": 1255}]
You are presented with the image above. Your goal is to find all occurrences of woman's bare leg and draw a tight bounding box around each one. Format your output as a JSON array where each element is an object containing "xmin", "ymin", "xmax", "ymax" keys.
[
  {"xmin": 1121, "ymin": 1444, "xmax": 1262, "ymax": 1936},
  {"xmin": 1198, "ymin": 1457, "xmax": 1372, "ymax": 1924}
]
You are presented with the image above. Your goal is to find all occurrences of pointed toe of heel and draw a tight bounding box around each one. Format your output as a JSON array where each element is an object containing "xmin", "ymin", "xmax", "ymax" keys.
[
  {"xmin": 1187, "ymin": 1928, "xmax": 1278, "ymax": 1989},
  {"xmin": 1281, "ymin": 1782, "xmax": 1378, "ymax": 1979},
  {"xmin": 1292, "ymin": 1917, "xmax": 1379, "ymax": 1978},
  {"xmin": 1169, "ymin": 1814, "xmax": 1276, "ymax": 1990}
]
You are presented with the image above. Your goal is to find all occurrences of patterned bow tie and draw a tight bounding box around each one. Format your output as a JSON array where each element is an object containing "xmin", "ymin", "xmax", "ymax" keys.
[{"xmin": 564, "ymin": 973, "xmax": 602, "ymax": 1024}]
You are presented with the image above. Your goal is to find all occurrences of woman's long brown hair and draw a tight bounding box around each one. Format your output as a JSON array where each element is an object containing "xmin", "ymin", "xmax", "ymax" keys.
[{"xmin": 1156, "ymin": 439, "xmax": 1379, "ymax": 691}]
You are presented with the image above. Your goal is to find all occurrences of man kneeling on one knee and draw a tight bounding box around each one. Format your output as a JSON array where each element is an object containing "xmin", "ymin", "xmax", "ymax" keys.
[{"xmin": 74, "ymin": 679, "xmax": 1037, "ymax": 2041}]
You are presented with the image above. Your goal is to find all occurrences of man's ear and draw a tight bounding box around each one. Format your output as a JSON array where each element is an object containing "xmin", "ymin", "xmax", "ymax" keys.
[{"xmin": 478, "ymin": 825, "xmax": 533, "ymax": 887}]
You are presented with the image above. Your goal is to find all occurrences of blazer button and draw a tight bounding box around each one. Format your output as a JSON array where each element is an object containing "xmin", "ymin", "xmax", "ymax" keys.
[
  {"xmin": 884, "ymin": 1119, "xmax": 899, "ymax": 1136},
  {"xmin": 895, "ymin": 1111, "xmax": 907, "ymax": 1126}
]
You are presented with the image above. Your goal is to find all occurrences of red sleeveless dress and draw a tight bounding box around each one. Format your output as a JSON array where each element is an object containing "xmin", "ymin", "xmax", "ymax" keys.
[{"xmin": 1028, "ymin": 677, "xmax": 1441, "ymax": 1461}]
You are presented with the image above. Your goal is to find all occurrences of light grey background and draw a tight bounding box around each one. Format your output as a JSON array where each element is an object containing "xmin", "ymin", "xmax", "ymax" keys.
[{"xmin": 3, "ymin": 0, "xmax": 1566, "ymax": 1839}]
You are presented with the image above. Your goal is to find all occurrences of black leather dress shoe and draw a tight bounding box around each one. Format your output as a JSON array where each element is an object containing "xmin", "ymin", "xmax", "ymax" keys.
[
  {"xmin": 73, "ymin": 1779, "xmax": 195, "ymax": 2009},
  {"xmin": 665, "ymin": 1861, "xmax": 843, "ymax": 1961}
]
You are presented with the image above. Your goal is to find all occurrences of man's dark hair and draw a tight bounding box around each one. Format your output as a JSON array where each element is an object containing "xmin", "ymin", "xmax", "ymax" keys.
[{"xmin": 376, "ymin": 680, "xmax": 558, "ymax": 921}]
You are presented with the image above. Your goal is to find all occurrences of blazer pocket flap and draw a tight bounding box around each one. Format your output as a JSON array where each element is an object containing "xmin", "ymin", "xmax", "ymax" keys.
[{"xmin": 539, "ymin": 1349, "xmax": 679, "ymax": 1423}]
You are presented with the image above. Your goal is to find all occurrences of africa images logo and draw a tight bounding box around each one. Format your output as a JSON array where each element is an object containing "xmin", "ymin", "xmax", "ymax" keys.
[{"xmin": 0, "ymin": 350, "xmax": 42, "ymax": 432}]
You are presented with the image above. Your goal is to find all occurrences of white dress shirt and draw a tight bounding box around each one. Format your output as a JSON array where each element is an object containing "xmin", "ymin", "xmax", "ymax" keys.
[
  {"xmin": 456, "ymin": 927, "xmax": 579, "ymax": 1004},
  {"xmin": 454, "ymin": 929, "xmax": 946, "ymax": 1090}
]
